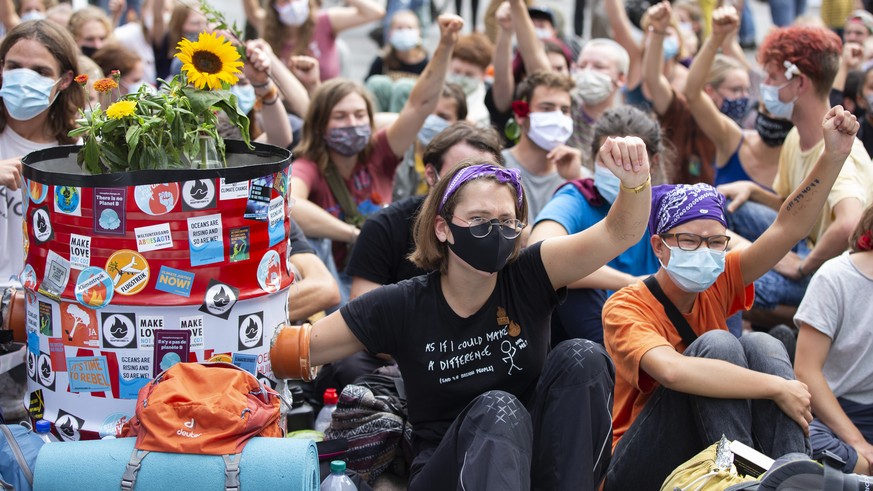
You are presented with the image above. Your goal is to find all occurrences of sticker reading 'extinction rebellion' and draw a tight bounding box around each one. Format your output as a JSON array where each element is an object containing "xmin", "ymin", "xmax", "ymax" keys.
[{"xmin": 187, "ymin": 213, "xmax": 224, "ymax": 266}]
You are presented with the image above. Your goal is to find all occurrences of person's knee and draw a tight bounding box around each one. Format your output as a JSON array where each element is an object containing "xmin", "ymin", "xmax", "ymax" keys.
[
  {"xmin": 467, "ymin": 390, "xmax": 533, "ymax": 438},
  {"xmin": 548, "ymin": 339, "xmax": 614, "ymax": 383},
  {"xmin": 686, "ymin": 330, "xmax": 746, "ymax": 365},
  {"xmin": 740, "ymin": 330, "xmax": 789, "ymax": 361}
]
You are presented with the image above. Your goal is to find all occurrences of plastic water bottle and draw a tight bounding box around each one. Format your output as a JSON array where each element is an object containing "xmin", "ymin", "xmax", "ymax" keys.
[
  {"xmin": 34, "ymin": 419, "xmax": 57, "ymax": 443},
  {"xmin": 314, "ymin": 388, "xmax": 338, "ymax": 433},
  {"xmin": 320, "ymin": 460, "xmax": 356, "ymax": 490}
]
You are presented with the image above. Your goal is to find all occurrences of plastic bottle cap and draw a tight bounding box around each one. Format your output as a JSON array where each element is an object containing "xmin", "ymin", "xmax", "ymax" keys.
[
  {"xmin": 35, "ymin": 419, "xmax": 51, "ymax": 433},
  {"xmin": 323, "ymin": 388, "xmax": 338, "ymax": 405},
  {"xmin": 330, "ymin": 460, "xmax": 346, "ymax": 474}
]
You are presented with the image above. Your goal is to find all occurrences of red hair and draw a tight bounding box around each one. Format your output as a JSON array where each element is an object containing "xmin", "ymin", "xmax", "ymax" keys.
[{"xmin": 758, "ymin": 26, "xmax": 842, "ymax": 97}]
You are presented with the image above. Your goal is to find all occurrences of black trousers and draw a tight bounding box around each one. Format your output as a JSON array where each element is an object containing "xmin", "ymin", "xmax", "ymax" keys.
[{"xmin": 408, "ymin": 339, "xmax": 615, "ymax": 491}]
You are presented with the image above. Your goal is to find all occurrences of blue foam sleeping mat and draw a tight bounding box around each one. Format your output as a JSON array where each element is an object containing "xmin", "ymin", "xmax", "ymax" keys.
[{"xmin": 33, "ymin": 436, "xmax": 319, "ymax": 490}]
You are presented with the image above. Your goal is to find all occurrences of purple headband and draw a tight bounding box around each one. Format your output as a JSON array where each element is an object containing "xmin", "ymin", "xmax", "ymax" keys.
[
  {"xmin": 438, "ymin": 164, "xmax": 523, "ymax": 213},
  {"xmin": 648, "ymin": 183, "xmax": 728, "ymax": 236}
]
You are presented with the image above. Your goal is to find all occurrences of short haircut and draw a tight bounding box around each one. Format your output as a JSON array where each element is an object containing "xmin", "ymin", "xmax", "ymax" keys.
[
  {"xmin": 410, "ymin": 159, "xmax": 529, "ymax": 274},
  {"xmin": 452, "ymin": 33, "xmax": 494, "ymax": 71},
  {"xmin": 422, "ymin": 122, "xmax": 504, "ymax": 172},
  {"xmin": 758, "ymin": 26, "xmax": 842, "ymax": 97},
  {"xmin": 515, "ymin": 69, "xmax": 574, "ymax": 103},
  {"xmin": 582, "ymin": 38, "xmax": 630, "ymax": 75}
]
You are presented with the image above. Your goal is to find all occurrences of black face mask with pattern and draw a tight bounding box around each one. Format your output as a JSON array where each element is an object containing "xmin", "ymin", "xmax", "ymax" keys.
[{"xmin": 755, "ymin": 112, "xmax": 794, "ymax": 147}]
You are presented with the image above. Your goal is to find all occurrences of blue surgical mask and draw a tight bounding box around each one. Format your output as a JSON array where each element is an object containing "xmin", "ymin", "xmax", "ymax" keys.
[
  {"xmin": 594, "ymin": 164, "xmax": 620, "ymax": 204},
  {"xmin": 232, "ymin": 83, "xmax": 256, "ymax": 115},
  {"xmin": 760, "ymin": 82, "xmax": 796, "ymax": 120},
  {"xmin": 389, "ymin": 28, "xmax": 421, "ymax": 51},
  {"xmin": 0, "ymin": 68, "xmax": 60, "ymax": 121},
  {"xmin": 719, "ymin": 96, "xmax": 749, "ymax": 124},
  {"xmin": 418, "ymin": 114, "xmax": 450, "ymax": 145},
  {"xmin": 663, "ymin": 36, "xmax": 680, "ymax": 61},
  {"xmin": 660, "ymin": 240, "xmax": 726, "ymax": 292}
]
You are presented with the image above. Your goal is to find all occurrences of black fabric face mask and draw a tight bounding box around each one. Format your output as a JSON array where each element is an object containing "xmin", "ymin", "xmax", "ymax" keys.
[
  {"xmin": 447, "ymin": 221, "xmax": 517, "ymax": 273},
  {"xmin": 80, "ymin": 45, "xmax": 98, "ymax": 58},
  {"xmin": 755, "ymin": 112, "xmax": 794, "ymax": 147}
]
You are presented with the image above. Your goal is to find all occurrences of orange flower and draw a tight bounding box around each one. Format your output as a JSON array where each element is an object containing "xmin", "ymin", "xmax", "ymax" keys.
[
  {"xmin": 74, "ymin": 74, "xmax": 88, "ymax": 86},
  {"xmin": 93, "ymin": 78, "xmax": 118, "ymax": 93}
]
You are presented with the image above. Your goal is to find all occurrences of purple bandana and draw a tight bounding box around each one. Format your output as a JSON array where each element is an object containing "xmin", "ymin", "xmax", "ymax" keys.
[
  {"xmin": 438, "ymin": 164, "xmax": 524, "ymax": 213},
  {"xmin": 648, "ymin": 183, "xmax": 728, "ymax": 236}
]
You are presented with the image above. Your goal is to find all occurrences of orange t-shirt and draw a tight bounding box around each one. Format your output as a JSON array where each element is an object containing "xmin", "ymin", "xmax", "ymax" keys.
[{"xmin": 602, "ymin": 251, "xmax": 754, "ymax": 449}]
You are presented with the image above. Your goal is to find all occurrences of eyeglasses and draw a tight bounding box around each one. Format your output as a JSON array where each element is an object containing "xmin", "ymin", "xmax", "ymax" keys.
[
  {"xmin": 452, "ymin": 216, "xmax": 525, "ymax": 239},
  {"xmin": 660, "ymin": 233, "xmax": 730, "ymax": 252}
]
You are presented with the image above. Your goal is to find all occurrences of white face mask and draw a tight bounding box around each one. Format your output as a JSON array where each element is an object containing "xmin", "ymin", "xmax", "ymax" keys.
[
  {"xmin": 275, "ymin": 0, "xmax": 310, "ymax": 27},
  {"xmin": 574, "ymin": 69, "xmax": 615, "ymax": 106},
  {"xmin": 526, "ymin": 110, "xmax": 573, "ymax": 151}
]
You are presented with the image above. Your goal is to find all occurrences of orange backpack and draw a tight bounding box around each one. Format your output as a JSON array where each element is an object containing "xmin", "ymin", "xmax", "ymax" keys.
[{"xmin": 120, "ymin": 362, "xmax": 285, "ymax": 491}]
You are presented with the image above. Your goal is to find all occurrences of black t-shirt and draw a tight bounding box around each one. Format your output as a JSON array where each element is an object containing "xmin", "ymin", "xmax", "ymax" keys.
[
  {"xmin": 858, "ymin": 117, "xmax": 873, "ymax": 159},
  {"xmin": 288, "ymin": 219, "xmax": 315, "ymax": 256},
  {"xmin": 484, "ymin": 85, "xmax": 514, "ymax": 148},
  {"xmin": 341, "ymin": 242, "xmax": 565, "ymax": 455},
  {"xmin": 365, "ymin": 56, "xmax": 430, "ymax": 81},
  {"xmin": 345, "ymin": 196, "xmax": 426, "ymax": 284}
]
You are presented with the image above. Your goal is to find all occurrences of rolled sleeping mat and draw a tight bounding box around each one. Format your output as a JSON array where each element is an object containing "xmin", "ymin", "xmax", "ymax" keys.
[{"xmin": 33, "ymin": 437, "xmax": 319, "ymax": 491}]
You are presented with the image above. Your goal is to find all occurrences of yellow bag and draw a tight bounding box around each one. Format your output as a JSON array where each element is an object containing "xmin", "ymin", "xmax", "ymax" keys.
[{"xmin": 661, "ymin": 437, "xmax": 758, "ymax": 491}]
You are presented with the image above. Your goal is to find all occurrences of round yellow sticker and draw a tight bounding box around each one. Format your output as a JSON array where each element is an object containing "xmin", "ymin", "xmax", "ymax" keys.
[{"xmin": 105, "ymin": 249, "xmax": 150, "ymax": 296}]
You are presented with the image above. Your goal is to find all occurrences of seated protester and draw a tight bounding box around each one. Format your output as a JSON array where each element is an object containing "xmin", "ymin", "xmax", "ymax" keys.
[
  {"xmin": 718, "ymin": 25, "xmax": 873, "ymax": 328},
  {"xmin": 603, "ymin": 106, "xmax": 861, "ymax": 489},
  {"xmin": 313, "ymin": 122, "xmax": 504, "ymax": 402},
  {"xmin": 529, "ymin": 106, "xmax": 672, "ymax": 345},
  {"xmin": 392, "ymin": 82, "xmax": 467, "ymax": 201},
  {"xmin": 486, "ymin": 0, "xmax": 575, "ymax": 148},
  {"xmin": 795, "ymin": 205, "xmax": 873, "ymax": 475},
  {"xmin": 290, "ymin": 14, "xmax": 463, "ymax": 305},
  {"xmin": 568, "ymin": 38, "xmax": 630, "ymax": 172},
  {"xmin": 349, "ymin": 123, "xmax": 505, "ymax": 298},
  {"xmin": 449, "ymin": 32, "xmax": 494, "ymax": 125},
  {"xmin": 0, "ymin": 0, "xmax": 50, "ymax": 33},
  {"xmin": 150, "ymin": 1, "xmax": 207, "ymax": 81},
  {"xmin": 90, "ymin": 43, "xmax": 150, "ymax": 98},
  {"xmin": 250, "ymin": 0, "xmax": 385, "ymax": 82},
  {"xmin": 0, "ymin": 19, "xmax": 82, "ymax": 421},
  {"xmin": 67, "ymin": 5, "xmax": 112, "ymax": 58},
  {"xmin": 504, "ymin": 70, "xmax": 583, "ymax": 219},
  {"xmin": 365, "ymin": 9, "xmax": 429, "ymax": 113},
  {"xmin": 286, "ymin": 219, "xmax": 341, "ymax": 323},
  {"xmin": 642, "ymin": 0, "xmax": 716, "ymax": 185},
  {"xmin": 684, "ymin": 7, "xmax": 788, "ymax": 191},
  {"xmin": 282, "ymin": 136, "xmax": 654, "ymax": 488}
]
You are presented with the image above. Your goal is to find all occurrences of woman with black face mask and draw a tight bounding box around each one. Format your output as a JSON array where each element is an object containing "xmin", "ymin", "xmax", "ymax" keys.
[
  {"xmin": 684, "ymin": 6, "xmax": 792, "ymax": 192},
  {"xmin": 272, "ymin": 136, "xmax": 652, "ymax": 489}
]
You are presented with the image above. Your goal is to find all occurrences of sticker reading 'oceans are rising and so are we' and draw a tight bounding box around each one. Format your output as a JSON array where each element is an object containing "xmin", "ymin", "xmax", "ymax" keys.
[{"xmin": 187, "ymin": 214, "xmax": 223, "ymax": 266}]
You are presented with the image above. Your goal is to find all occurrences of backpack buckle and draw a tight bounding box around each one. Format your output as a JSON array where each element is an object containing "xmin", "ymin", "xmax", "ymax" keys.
[
  {"xmin": 222, "ymin": 454, "xmax": 241, "ymax": 491},
  {"xmin": 121, "ymin": 449, "xmax": 149, "ymax": 491}
]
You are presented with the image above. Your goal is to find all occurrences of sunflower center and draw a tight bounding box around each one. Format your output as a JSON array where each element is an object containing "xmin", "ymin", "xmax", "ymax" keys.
[{"xmin": 192, "ymin": 50, "xmax": 222, "ymax": 74}]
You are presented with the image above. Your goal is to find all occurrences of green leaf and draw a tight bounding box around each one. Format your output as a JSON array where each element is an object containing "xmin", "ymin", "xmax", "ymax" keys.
[{"xmin": 126, "ymin": 125, "xmax": 142, "ymax": 162}]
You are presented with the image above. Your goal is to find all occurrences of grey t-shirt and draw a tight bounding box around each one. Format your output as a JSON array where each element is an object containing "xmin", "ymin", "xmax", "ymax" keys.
[
  {"xmin": 795, "ymin": 251, "xmax": 873, "ymax": 404},
  {"xmin": 502, "ymin": 149, "xmax": 566, "ymax": 221}
]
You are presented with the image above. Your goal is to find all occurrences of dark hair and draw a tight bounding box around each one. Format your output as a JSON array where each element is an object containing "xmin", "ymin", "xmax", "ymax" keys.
[
  {"xmin": 850, "ymin": 203, "xmax": 873, "ymax": 252},
  {"xmin": 515, "ymin": 69, "xmax": 574, "ymax": 102},
  {"xmin": 295, "ymin": 78, "xmax": 376, "ymax": 172},
  {"xmin": 90, "ymin": 42, "xmax": 141, "ymax": 78},
  {"xmin": 422, "ymin": 122, "xmax": 503, "ymax": 172},
  {"xmin": 452, "ymin": 32, "xmax": 494, "ymax": 71},
  {"xmin": 758, "ymin": 26, "xmax": 842, "ymax": 97},
  {"xmin": 442, "ymin": 82, "xmax": 468, "ymax": 121},
  {"xmin": 591, "ymin": 106, "xmax": 675, "ymax": 185},
  {"xmin": 0, "ymin": 20, "xmax": 83, "ymax": 144},
  {"xmin": 410, "ymin": 159, "xmax": 528, "ymax": 274}
]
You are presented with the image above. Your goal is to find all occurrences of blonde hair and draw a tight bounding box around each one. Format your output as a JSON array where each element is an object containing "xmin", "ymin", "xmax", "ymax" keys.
[
  {"xmin": 67, "ymin": 6, "xmax": 111, "ymax": 44},
  {"xmin": 707, "ymin": 54, "xmax": 746, "ymax": 89}
]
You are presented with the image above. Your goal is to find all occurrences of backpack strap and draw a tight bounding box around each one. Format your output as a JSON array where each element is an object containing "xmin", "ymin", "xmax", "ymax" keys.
[
  {"xmin": 643, "ymin": 276, "xmax": 698, "ymax": 347},
  {"xmin": 121, "ymin": 448, "xmax": 150, "ymax": 491},
  {"xmin": 0, "ymin": 424, "xmax": 33, "ymax": 487},
  {"xmin": 222, "ymin": 454, "xmax": 241, "ymax": 491}
]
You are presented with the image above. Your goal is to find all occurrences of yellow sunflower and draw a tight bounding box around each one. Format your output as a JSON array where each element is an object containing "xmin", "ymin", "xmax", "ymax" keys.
[
  {"xmin": 176, "ymin": 32, "xmax": 244, "ymax": 90},
  {"xmin": 106, "ymin": 100, "xmax": 137, "ymax": 119}
]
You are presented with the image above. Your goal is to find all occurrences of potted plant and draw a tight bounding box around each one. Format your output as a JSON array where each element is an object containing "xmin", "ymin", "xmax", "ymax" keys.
[{"xmin": 19, "ymin": 28, "xmax": 294, "ymax": 441}]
